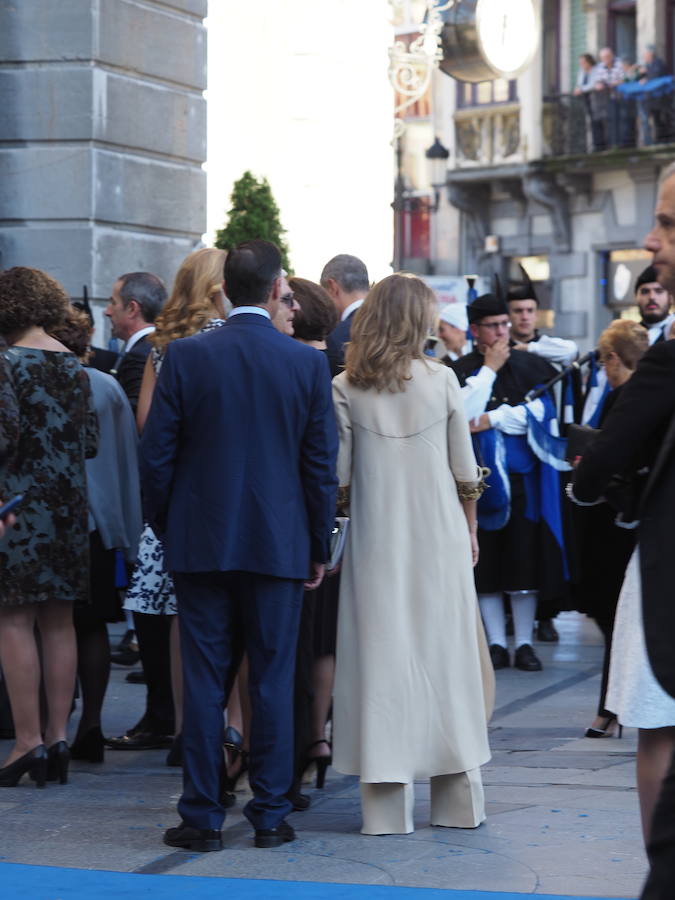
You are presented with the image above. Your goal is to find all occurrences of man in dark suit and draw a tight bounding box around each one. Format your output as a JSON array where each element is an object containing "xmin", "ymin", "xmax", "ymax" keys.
[
  {"xmin": 105, "ymin": 271, "xmax": 166, "ymax": 414},
  {"xmin": 571, "ymin": 162, "xmax": 675, "ymax": 899},
  {"xmin": 321, "ymin": 254, "xmax": 369, "ymax": 377},
  {"xmin": 102, "ymin": 271, "xmax": 172, "ymax": 751},
  {"xmin": 140, "ymin": 240, "xmax": 338, "ymax": 852}
]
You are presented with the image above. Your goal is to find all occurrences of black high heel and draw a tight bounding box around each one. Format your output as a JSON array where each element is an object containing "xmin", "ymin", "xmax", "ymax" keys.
[
  {"xmin": 46, "ymin": 741, "xmax": 70, "ymax": 784},
  {"xmin": 70, "ymin": 726, "xmax": 104, "ymax": 763},
  {"xmin": 0, "ymin": 745, "xmax": 47, "ymax": 788},
  {"xmin": 585, "ymin": 715, "xmax": 623, "ymax": 739},
  {"xmin": 302, "ymin": 739, "xmax": 332, "ymax": 789},
  {"xmin": 220, "ymin": 747, "xmax": 249, "ymax": 807}
]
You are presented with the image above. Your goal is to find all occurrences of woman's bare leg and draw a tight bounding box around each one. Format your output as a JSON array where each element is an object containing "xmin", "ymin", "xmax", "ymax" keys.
[
  {"xmin": 309, "ymin": 654, "xmax": 334, "ymax": 757},
  {"xmin": 0, "ymin": 605, "xmax": 42, "ymax": 764},
  {"xmin": 37, "ymin": 602, "xmax": 77, "ymax": 748},
  {"xmin": 637, "ymin": 726, "xmax": 675, "ymax": 843}
]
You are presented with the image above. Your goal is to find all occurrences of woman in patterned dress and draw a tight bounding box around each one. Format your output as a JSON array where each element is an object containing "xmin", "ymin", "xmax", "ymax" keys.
[
  {"xmin": 0, "ymin": 267, "xmax": 98, "ymax": 787},
  {"xmin": 122, "ymin": 248, "xmax": 228, "ymax": 758}
]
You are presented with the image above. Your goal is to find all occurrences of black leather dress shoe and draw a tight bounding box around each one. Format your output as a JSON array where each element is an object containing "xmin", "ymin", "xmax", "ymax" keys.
[
  {"xmin": 105, "ymin": 731, "xmax": 173, "ymax": 750},
  {"xmin": 125, "ymin": 670, "xmax": 146, "ymax": 684},
  {"xmin": 489, "ymin": 643, "xmax": 510, "ymax": 670},
  {"xmin": 536, "ymin": 618, "xmax": 559, "ymax": 642},
  {"xmin": 286, "ymin": 787, "xmax": 311, "ymax": 811},
  {"xmin": 164, "ymin": 823, "xmax": 222, "ymax": 852},
  {"xmin": 514, "ymin": 643, "xmax": 543, "ymax": 671},
  {"xmin": 254, "ymin": 819, "xmax": 295, "ymax": 848}
]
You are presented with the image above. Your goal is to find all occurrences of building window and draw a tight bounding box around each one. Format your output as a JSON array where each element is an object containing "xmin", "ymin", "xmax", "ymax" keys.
[
  {"xmin": 668, "ymin": 0, "xmax": 675, "ymax": 72},
  {"xmin": 609, "ymin": 1, "xmax": 637, "ymax": 64},
  {"xmin": 457, "ymin": 79, "xmax": 517, "ymax": 108},
  {"xmin": 542, "ymin": 0, "xmax": 561, "ymax": 96}
]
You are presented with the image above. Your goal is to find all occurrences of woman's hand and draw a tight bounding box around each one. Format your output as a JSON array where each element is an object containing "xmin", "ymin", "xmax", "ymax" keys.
[
  {"xmin": 470, "ymin": 414, "xmax": 491, "ymax": 433},
  {"xmin": 0, "ymin": 506, "xmax": 16, "ymax": 539},
  {"xmin": 470, "ymin": 529, "xmax": 479, "ymax": 567}
]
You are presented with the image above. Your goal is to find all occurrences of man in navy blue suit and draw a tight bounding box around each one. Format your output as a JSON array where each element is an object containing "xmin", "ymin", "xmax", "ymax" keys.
[
  {"xmin": 321, "ymin": 254, "xmax": 369, "ymax": 377},
  {"xmin": 140, "ymin": 240, "xmax": 338, "ymax": 851}
]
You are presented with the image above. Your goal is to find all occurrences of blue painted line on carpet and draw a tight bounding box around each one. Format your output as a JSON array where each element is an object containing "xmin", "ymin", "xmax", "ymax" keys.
[{"xmin": 0, "ymin": 863, "xmax": 631, "ymax": 900}]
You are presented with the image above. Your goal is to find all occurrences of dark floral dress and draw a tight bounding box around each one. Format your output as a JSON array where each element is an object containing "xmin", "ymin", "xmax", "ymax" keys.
[{"xmin": 0, "ymin": 347, "xmax": 99, "ymax": 606}]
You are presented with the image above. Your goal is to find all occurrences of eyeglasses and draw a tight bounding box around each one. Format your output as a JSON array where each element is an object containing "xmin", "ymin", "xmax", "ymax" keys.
[
  {"xmin": 477, "ymin": 320, "xmax": 511, "ymax": 331},
  {"xmin": 280, "ymin": 293, "xmax": 295, "ymax": 308}
]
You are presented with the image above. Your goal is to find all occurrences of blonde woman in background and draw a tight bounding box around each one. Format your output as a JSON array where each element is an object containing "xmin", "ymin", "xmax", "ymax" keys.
[
  {"xmin": 107, "ymin": 248, "xmax": 228, "ymax": 763},
  {"xmin": 332, "ymin": 273, "xmax": 494, "ymax": 835}
]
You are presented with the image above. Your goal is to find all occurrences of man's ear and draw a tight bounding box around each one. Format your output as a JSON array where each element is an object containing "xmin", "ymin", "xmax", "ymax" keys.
[
  {"xmin": 469, "ymin": 323, "xmax": 479, "ymax": 340},
  {"xmin": 269, "ymin": 276, "xmax": 282, "ymax": 302},
  {"xmin": 126, "ymin": 298, "xmax": 141, "ymax": 318}
]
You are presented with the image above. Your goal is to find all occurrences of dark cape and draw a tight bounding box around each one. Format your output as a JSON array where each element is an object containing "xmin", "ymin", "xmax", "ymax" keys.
[{"xmin": 451, "ymin": 348, "xmax": 570, "ymax": 613}]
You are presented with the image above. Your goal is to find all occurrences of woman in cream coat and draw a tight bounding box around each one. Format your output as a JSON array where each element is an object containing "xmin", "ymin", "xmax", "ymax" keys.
[{"xmin": 332, "ymin": 273, "xmax": 494, "ymax": 835}]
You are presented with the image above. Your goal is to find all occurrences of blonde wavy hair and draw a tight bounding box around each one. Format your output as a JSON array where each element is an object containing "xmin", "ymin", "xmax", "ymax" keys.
[
  {"xmin": 151, "ymin": 248, "xmax": 227, "ymax": 352},
  {"xmin": 345, "ymin": 273, "xmax": 437, "ymax": 392},
  {"xmin": 597, "ymin": 318, "xmax": 649, "ymax": 370}
]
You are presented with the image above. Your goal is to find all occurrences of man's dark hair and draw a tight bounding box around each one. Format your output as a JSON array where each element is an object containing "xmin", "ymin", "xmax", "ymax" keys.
[
  {"xmin": 635, "ymin": 265, "xmax": 660, "ymax": 293},
  {"xmin": 224, "ymin": 239, "xmax": 282, "ymax": 306},
  {"xmin": 117, "ymin": 272, "xmax": 167, "ymax": 323},
  {"xmin": 320, "ymin": 254, "xmax": 369, "ymax": 294}
]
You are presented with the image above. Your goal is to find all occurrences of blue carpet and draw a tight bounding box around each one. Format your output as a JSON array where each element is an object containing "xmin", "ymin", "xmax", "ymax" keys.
[{"xmin": 0, "ymin": 863, "xmax": 630, "ymax": 900}]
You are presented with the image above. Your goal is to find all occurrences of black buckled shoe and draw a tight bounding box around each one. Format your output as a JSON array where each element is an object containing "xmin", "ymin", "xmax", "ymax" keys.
[
  {"xmin": 163, "ymin": 823, "xmax": 223, "ymax": 852},
  {"xmin": 254, "ymin": 819, "xmax": 295, "ymax": 848},
  {"xmin": 514, "ymin": 643, "xmax": 543, "ymax": 671},
  {"xmin": 489, "ymin": 644, "xmax": 510, "ymax": 670}
]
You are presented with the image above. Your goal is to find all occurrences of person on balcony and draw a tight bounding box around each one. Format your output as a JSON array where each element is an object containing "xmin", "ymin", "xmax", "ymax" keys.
[
  {"xmin": 637, "ymin": 46, "xmax": 669, "ymax": 146},
  {"xmin": 590, "ymin": 47, "xmax": 624, "ymax": 150},
  {"xmin": 574, "ymin": 54, "xmax": 601, "ymax": 153}
]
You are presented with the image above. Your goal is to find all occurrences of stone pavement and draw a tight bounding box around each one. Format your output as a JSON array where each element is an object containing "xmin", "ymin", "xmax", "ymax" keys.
[{"xmin": 0, "ymin": 612, "xmax": 645, "ymax": 898}]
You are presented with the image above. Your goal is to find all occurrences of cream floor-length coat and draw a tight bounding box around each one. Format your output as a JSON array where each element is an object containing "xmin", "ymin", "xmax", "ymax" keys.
[{"xmin": 332, "ymin": 360, "xmax": 494, "ymax": 784}]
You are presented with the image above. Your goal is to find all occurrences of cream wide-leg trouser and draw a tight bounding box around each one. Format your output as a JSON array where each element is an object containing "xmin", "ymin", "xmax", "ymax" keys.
[{"xmin": 359, "ymin": 768, "xmax": 486, "ymax": 835}]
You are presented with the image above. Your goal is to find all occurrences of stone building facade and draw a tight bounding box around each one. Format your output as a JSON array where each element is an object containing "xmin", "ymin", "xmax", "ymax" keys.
[{"xmin": 0, "ymin": 0, "xmax": 207, "ymax": 335}]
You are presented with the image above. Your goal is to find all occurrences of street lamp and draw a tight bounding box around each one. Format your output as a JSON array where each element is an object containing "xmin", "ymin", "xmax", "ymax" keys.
[{"xmin": 425, "ymin": 136, "xmax": 449, "ymax": 211}]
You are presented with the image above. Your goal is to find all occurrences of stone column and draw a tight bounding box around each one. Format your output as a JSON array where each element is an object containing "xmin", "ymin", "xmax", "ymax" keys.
[{"xmin": 0, "ymin": 0, "xmax": 207, "ymax": 328}]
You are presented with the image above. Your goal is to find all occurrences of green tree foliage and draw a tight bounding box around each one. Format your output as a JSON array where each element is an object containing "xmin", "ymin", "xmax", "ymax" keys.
[{"xmin": 215, "ymin": 171, "xmax": 291, "ymax": 272}]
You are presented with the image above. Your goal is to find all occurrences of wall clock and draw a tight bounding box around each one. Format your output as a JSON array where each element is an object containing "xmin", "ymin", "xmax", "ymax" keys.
[{"xmin": 439, "ymin": 0, "xmax": 540, "ymax": 83}]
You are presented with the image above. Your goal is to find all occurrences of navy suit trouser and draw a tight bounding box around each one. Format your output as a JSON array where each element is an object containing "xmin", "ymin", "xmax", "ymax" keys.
[{"xmin": 173, "ymin": 570, "xmax": 303, "ymax": 831}]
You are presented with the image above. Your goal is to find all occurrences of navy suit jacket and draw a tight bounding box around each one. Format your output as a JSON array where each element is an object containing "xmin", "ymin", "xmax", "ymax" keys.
[
  {"xmin": 116, "ymin": 335, "xmax": 152, "ymax": 415},
  {"xmin": 326, "ymin": 313, "xmax": 355, "ymax": 378},
  {"xmin": 139, "ymin": 313, "xmax": 338, "ymax": 579}
]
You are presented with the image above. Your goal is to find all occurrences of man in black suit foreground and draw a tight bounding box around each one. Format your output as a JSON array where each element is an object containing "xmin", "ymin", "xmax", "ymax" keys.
[
  {"xmin": 639, "ymin": 162, "xmax": 675, "ymax": 900},
  {"xmin": 572, "ymin": 161, "xmax": 675, "ymax": 898},
  {"xmin": 321, "ymin": 254, "xmax": 369, "ymax": 377},
  {"xmin": 141, "ymin": 240, "xmax": 338, "ymax": 851}
]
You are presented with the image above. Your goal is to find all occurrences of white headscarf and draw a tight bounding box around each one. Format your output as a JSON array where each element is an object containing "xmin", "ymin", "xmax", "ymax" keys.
[{"xmin": 439, "ymin": 303, "xmax": 468, "ymax": 332}]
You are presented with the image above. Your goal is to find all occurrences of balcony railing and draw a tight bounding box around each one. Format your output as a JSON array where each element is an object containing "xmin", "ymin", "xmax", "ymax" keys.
[{"xmin": 543, "ymin": 77, "xmax": 675, "ymax": 158}]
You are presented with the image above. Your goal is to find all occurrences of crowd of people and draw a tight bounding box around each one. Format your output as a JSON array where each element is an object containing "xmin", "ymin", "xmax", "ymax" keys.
[
  {"xmin": 3, "ymin": 165, "xmax": 675, "ymax": 898},
  {"xmin": 573, "ymin": 44, "xmax": 670, "ymax": 150}
]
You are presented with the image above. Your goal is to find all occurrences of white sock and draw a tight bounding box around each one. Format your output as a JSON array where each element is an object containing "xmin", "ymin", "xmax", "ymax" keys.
[
  {"xmin": 509, "ymin": 591, "xmax": 538, "ymax": 649},
  {"xmin": 478, "ymin": 593, "xmax": 507, "ymax": 647}
]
